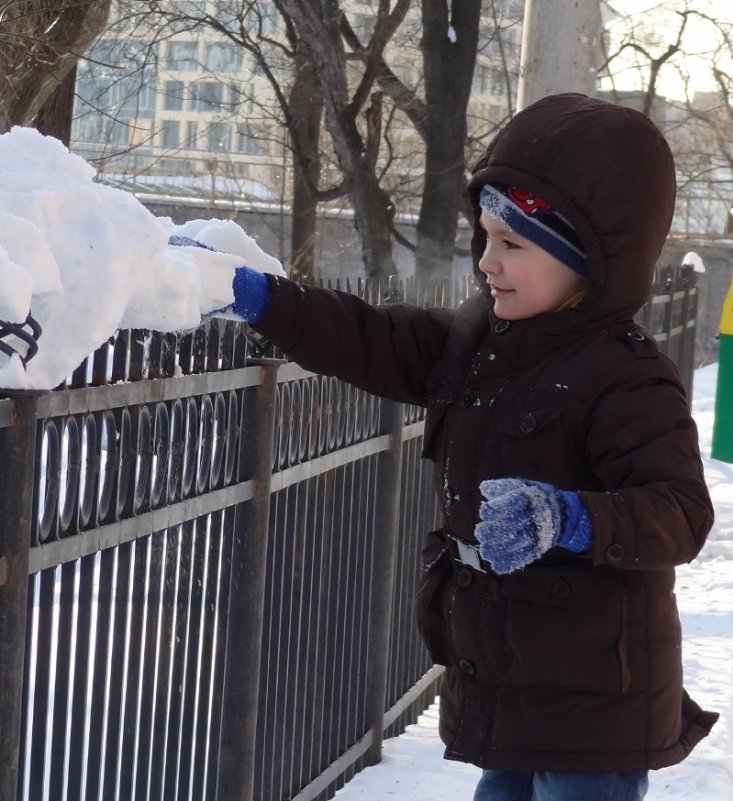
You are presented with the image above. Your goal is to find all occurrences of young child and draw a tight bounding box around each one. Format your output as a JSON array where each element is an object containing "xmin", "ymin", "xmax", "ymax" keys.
[{"xmin": 221, "ymin": 93, "xmax": 718, "ymax": 800}]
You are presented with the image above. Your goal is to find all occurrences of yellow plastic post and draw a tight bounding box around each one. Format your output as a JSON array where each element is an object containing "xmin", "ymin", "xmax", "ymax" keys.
[{"xmin": 712, "ymin": 275, "xmax": 733, "ymax": 462}]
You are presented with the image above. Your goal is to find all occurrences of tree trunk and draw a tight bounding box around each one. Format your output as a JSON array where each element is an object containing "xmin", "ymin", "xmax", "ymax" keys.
[
  {"xmin": 415, "ymin": 0, "xmax": 481, "ymax": 285},
  {"xmin": 35, "ymin": 65, "xmax": 78, "ymax": 145},
  {"xmin": 287, "ymin": 54, "xmax": 323, "ymax": 282},
  {"xmin": 277, "ymin": 0, "xmax": 402, "ymax": 281},
  {"xmin": 0, "ymin": 0, "xmax": 112, "ymax": 133}
]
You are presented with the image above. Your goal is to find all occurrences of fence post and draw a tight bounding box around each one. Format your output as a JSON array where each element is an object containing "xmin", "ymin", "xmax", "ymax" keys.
[
  {"xmin": 216, "ymin": 361, "xmax": 280, "ymax": 801},
  {"xmin": 365, "ymin": 397, "xmax": 405, "ymax": 765},
  {"xmin": 0, "ymin": 397, "xmax": 38, "ymax": 801}
]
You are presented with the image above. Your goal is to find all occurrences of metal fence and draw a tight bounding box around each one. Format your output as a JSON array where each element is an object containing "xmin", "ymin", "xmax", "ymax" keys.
[
  {"xmin": 636, "ymin": 264, "xmax": 699, "ymax": 397},
  {"xmin": 0, "ymin": 268, "xmax": 698, "ymax": 801}
]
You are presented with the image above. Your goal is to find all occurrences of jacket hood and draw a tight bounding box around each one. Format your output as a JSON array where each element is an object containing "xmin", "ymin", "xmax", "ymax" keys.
[{"xmin": 468, "ymin": 93, "xmax": 676, "ymax": 324}]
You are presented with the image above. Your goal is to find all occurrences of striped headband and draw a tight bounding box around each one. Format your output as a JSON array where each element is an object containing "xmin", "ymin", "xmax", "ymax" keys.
[{"xmin": 479, "ymin": 184, "xmax": 586, "ymax": 277}]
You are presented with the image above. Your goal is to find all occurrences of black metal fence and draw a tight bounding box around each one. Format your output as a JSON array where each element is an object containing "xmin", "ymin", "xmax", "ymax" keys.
[{"xmin": 0, "ymin": 269, "xmax": 698, "ymax": 801}]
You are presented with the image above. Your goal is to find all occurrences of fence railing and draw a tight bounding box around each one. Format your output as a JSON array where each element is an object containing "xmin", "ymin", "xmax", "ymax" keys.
[{"xmin": 0, "ymin": 268, "xmax": 698, "ymax": 801}]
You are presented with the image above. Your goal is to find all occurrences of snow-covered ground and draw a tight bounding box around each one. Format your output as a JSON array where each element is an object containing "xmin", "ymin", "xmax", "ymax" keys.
[{"xmin": 335, "ymin": 362, "xmax": 733, "ymax": 801}]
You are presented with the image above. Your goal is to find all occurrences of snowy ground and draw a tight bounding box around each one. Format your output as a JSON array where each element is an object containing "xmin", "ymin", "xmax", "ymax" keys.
[{"xmin": 335, "ymin": 362, "xmax": 733, "ymax": 801}]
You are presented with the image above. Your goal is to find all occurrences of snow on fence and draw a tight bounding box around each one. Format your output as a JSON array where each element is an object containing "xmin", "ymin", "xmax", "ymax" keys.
[{"xmin": 0, "ymin": 268, "xmax": 697, "ymax": 801}]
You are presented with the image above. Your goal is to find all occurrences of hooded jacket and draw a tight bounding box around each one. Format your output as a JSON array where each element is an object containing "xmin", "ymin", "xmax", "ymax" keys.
[{"xmin": 255, "ymin": 93, "xmax": 718, "ymax": 771}]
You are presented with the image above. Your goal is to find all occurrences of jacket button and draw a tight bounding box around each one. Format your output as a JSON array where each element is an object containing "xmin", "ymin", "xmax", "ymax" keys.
[
  {"xmin": 428, "ymin": 379, "xmax": 445, "ymax": 398},
  {"xmin": 494, "ymin": 320, "xmax": 511, "ymax": 334},
  {"xmin": 444, "ymin": 485, "xmax": 456, "ymax": 504},
  {"xmin": 456, "ymin": 568, "xmax": 473, "ymax": 588},
  {"xmin": 519, "ymin": 413, "xmax": 538, "ymax": 434},
  {"xmin": 606, "ymin": 543, "xmax": 625, "ymax": 563},
  {"xmin": 458, "ymin": 658, "xmax": 476, "ymax": 675},
  {"xmin": 551, "ymin": 578, "xmax": 572, "ymax": 600},
  {"xmin": 460, "ymin": 389, "xmax": 476, "ymax": 408}
]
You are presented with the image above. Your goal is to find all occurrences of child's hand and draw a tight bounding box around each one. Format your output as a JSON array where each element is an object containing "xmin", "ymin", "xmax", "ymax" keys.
[
  {"xmin": 475, "ymin": 478, "xmax": 591, "ymax": 574},
  {"xmin": 229, "ymin": 265, "xmax": 272, "ymax": 324},
  {"xmin": 168, "ymin": 235, "xmax": 272, "ymax": 323}
]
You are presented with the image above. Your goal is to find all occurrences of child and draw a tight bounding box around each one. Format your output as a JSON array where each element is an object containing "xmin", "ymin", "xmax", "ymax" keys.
[{"xmin": 222, "ymin": 93, "xmax": 718, "ymax": 800}]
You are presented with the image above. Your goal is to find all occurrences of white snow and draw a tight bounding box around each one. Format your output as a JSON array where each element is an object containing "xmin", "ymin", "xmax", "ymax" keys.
[
  {"xmin": 0, "ymin": 127, "xmax": 284, "ymax": 390},
  {"xmin": 334, "ymin": 365, "xmax": 733, "ymax": 800}
]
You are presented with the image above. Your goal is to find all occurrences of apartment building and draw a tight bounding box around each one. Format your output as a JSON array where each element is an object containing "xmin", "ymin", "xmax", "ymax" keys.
[{"xmin": 71, "ymin": 1, "xmax": 524, "ymax": 209}]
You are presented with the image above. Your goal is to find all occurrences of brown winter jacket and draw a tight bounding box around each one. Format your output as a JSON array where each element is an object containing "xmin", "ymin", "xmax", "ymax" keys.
[{"xmin": 255, "ymin": 93, "xmax": 718, "ymax": 772}]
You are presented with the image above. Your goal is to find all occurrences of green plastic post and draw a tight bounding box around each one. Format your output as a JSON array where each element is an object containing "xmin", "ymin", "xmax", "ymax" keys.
[{"xmin": 712, "ymin": 276, "xmax": 733, "ymax": 462}]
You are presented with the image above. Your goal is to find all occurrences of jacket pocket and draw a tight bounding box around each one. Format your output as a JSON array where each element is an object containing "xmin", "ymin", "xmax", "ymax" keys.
[
  {"xmin": 415, "ymin": 530, "xmax": 453, "ymax": 666},
  {"xmin": 501, "ymin": 564, "xmax": 629, "ymax": 694}
]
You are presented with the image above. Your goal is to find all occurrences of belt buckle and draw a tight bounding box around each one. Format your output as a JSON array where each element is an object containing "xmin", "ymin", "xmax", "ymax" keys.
[{"xmin": 455, "ymin": 539, "xmax": 486, "ymax": 573}]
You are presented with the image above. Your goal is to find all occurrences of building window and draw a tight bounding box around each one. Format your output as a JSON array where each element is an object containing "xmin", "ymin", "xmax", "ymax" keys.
[
  {"xmin": 260, "ymin": 2, "xmax": 277, "ymax": 35},
  {"xmin": 472, "ymin": 63, "xmax": 490, "ymax": 94},
  {"xmin": 161, "ymin": 120, "xmax": 180, "ymax": 149},
  {"xmin": 205, "ymin": 43, "xmax": 243, "ymax": 73},
  {"xmin": 236, "ymin": 124, "xmax": 266, "ymax": 156},
  {"xmin": 167, "ymin": 41, "xmax": 198, "ymax": 71},
  {"xmin": 208, "ymin": 122, "xmax": 232, "ymax": 152},
  {"xmin": 185, "ymin": 121, "xmax": 199, "ymax": 149},
  {"xmin": 191, "ymin": 81, "xmax": 224, "ymax": 111},
  {"xmin": 163, "ymin": 80, "xmax": 185, "ymax": 110}
]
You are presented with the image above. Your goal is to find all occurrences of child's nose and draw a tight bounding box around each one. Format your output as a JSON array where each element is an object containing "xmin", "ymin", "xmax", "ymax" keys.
[{"xmin": 479, "ymin": 245, "xmax": 501, "ymax": 275}]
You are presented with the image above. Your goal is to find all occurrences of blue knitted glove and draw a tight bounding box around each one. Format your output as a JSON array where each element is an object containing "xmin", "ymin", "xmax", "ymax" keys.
[
  {"xmin": 475, "ymin": 478, "xmax": 592, "ymax": 574},
  {"xmin": 230, "ymin": 265, "xmax": 271, "ymax": 324},
  {"xmin": 168, "ymin": 234, "xmax": 272, "ymax": 324}
]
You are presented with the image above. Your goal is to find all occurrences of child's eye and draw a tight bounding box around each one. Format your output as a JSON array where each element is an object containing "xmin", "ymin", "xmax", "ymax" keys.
[{"xmin": 503, "ymin": 239, "xmax": 520, "ymax": 249}]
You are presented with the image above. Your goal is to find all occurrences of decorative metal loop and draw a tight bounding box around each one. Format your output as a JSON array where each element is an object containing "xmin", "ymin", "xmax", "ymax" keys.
[
  {"xmin": 97, "ymin": 411, "xmax": 117, "ymax": 524},
  {"xmin": 224, "ymin": 391, "xmax": 239, "ymax": 486},
  {"xmin": 116, "ymin": 408, "xmax": 132, "ymax": 518},
  {"xmin": 133, "ymin": 406, "xmax": 152, "ymax": 514},
  {"xmin": 59, "ymin": 417, "xmax": 81, "ymax": 534},
  {"xmin": 307, "ymin": 378, "xmax": 320, "ymax": 461},
  {"xmin": 271, "ymin": 386, "xmax": 281, "ymax": 471},
  {"xmin": 318, "ymin": 376, "xmax": 329, "ymax": 455},
  {"xmin": 151, "ymin": 403, "xmax": 170, "ymax": 509},
  {"xmin": 78, "ymin": 415, "xmax": 98, "ymax": 528},
  {"xmin": 168, "ymin": 399, "xmax": 184, "ymax": 503},
  {"xmin": 278, "ymin": 383, "xmax": 291, "ymax": 470},
  {"xmin": 181, "ymin": 398, "xmax": 198, "ymax": 498},
  {"xmin": 288, "ymin": 381, "xmax": 302, "ymax": 467},
  {"xmin": 37, "ymin": 421, "xmax": 60, "ymax": 543},
  {"xmin": 210, "ymin": 393, "xmax": 227, "ymax": 489},
  {"xmin": 298, "ymin": 380, "xmax": 310, "ymax": 464},
  {"xmin": 196, "ymin": 395, "xmax": 214, "ymax": 495}
]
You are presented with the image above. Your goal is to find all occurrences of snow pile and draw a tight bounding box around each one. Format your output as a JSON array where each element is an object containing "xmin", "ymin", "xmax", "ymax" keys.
[{"xmin": 0, "ymin": 127, "xmax": 284, "ymax": 390}]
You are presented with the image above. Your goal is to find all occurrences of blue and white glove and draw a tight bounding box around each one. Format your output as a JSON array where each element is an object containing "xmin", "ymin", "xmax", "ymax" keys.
[
  {"xmin": 169, "ymin": 234, "xmax": 272, "ymax": 324},
  {"xmin": 475, "ymin": 478, "xmax": 592, "ymax": 575}
]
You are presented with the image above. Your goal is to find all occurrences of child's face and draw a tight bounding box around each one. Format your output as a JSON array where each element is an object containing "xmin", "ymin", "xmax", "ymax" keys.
[{"xmin": 478, "ymin": 211, "xmax": 587, "ymax": 320}]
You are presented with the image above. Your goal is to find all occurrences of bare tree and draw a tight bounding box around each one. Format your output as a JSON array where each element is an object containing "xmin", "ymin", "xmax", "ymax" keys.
[
  {"xmin": 600, "ymin": 0, "xmax": 733, "ymax": 236},
  {"xmin": 0, "ymin": 0, "xmax": 111, "ymax": 136},
  {"xmin": 414, "ymin": 0, "xmax": 481, "ymax": 285},
  {"xmin": 274, "ymin": 0, "xmax": 411, "ymax": 280},
  {"xmin": 72, "ymin": 1, "xmax": 514, "ymax": 283}
]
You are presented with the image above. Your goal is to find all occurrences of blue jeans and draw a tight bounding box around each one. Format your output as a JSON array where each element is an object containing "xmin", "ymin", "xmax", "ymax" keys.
[{"xmin": 473, "ymin": 769, "xmax": 649, "ymax": 801}]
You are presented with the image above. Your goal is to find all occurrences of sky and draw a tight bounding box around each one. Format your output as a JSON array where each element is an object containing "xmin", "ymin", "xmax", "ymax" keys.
[
  {"xmin": 0, "ymin": 126, "xmax": 284, "ymax": 391},
  {"xmin": 333, "ymin": 362, "xmax": 733, "ymax": 801},
  {"xmin": 601, "ymin": 0, "xmax": 733, "ymax": 100}
]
